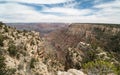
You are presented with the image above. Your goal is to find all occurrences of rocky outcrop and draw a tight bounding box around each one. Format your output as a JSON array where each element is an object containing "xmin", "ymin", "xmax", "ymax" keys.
[
  {"xmin": 0, "ymin": 22, "xmax": 53, "ymax": 75},
  {"xmin": 58, "ymin": 69, "xmax": 86, "ymax": 75},
  {"xmin": 0, "ymin": 22, "xmax": 71, "ymax": 75}
]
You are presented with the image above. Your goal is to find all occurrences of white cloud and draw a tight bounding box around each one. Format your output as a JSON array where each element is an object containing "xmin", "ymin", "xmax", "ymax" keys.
[
  {"xmin": 62, "ymin": 0, "xmax": 80, "ymax": 8},
  {"xmin": 0, "ymin": 0, "xmax": 120, "ymax": 24},
  {"xmin": 42, "ymin": 7, "xmax": 92, "ymax": 16},
  {"xmin": 3, "ymin": 0, "xmax": 74, "ymax": 4},
  {"xmin": 93, "ymin": 0, "xmax": 120, "ymax": 23},
  {"xmin": 94, "ymin": 0, "xmax": 120, "ymax": 8},
  {"xmin": 0, "ymin": 3, "xmax": 59, "ymax": 22}
]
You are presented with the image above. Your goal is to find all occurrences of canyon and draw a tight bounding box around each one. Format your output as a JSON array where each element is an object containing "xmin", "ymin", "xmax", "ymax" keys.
[{"xmin": 0, "ymin": 22, "xmax": 120, "ymax": 75}]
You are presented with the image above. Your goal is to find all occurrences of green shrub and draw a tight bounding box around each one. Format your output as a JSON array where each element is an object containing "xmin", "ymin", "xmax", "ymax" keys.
[
  {"xmin": 18, "ymin": 64, "xmax": 23, "ymax": 70},
  {"xmin": 16, "ymin": 53, "xmax": 20, "ymax": 60},
  {"xmin": 0, "ymin": 34, "xmax": 4, "ymax": 47},
  {"xmin": 115, "ymin": 64, "xmax": 120, "ymax": 75},
  {"xmin": 109, "ymin": 31, "xmax": 120, "ymax": 52},
  {"xmin": 4, "ymin": 26, "xmax": 9, "ymax": 32},
  {"xmin": 0, "ymin": 55, "xmax": 6, "ymax": 75},
  {"xmin": 8, "ymin": 44, "xmax": 17, "ymax": 57},
  {"xmin": 17, "ymin": 30, "xmax": 22, "ymax": 33},
  {"xmin": 0, "ymin": 55, "xmax": 5, "ymax": 68},
  {"xmin": 83, "ymin": 60, "xmax": 117, "ymax": 75},
  {"xmin": 6, "ymin": 68, "xmax": 16, "ymax": 75},
  {"xmin": 23, "ymin": 29, "xmax": 28, "ymax": 33},
  {"xmin": 0, "ymin": 22, "xmax": 4, "ymax": 27},
  {"xmin": 0, "ymin": 57, "xmax": 16, "ymax": 75},
  {"xmin": 30, "ymin": 40, "xmax": 35, "ymax": 45},
  {"xmin": 30, "ymin": 58, "xmax": 36, "ymax": 69}
]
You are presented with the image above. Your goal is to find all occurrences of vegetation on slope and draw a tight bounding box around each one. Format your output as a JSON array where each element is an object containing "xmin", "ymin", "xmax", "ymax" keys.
[{"xmin": 48, "ymin": 23, "xmax": 120, "ymax": 74}]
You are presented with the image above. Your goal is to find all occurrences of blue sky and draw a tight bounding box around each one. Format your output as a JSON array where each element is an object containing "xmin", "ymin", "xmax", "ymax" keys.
[{"xmin": 0, "ymin": 0, "xmax": 120, "ymax": 23}]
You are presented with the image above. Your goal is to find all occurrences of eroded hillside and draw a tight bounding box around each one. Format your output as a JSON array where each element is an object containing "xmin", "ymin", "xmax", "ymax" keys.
[
  {"xmin": 48, "ymin": 23, "xmax": 120, "ymax": 74},
  {"xmin": 0, "ymin": 22, "xmax": 68, "ymax": 75}
]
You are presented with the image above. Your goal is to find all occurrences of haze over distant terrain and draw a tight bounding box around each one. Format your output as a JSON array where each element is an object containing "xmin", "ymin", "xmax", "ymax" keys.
[
  {"xmin": 6, "ymin": 23, "xmax": 68, "ymax": 36},
  {"xmin": 0, "ymin": 0, "xmax": 120, "ymax": 23}
]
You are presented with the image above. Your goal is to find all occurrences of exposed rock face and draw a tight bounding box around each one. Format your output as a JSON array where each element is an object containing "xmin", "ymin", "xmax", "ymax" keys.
[
  {"xmin": 0, "ymin": 22, "xmax": 54, "ymax": 75},
  {"xmin": 47, "ymin": 23, "xmax": 120, "ymax": 74},
  {"xmin": 65, "ymin": 47, "xmax": 83, "ymax": 70},
  {"xmin": 0, "ymin": 22, "xmax": 70, "ymax": 75},
  {"xmin": 58, "ymin": 69, "xmax": 86, "ymax": 75},
  {"xmin": 49, "ymin": 23, "xmax": 120, "ymax": 50},
  {"xmin": 0, "ymin": 22, "xmax": 51, "ymax": 75},
  {"xmin": 30, "ymin": 60, "xmax": 50, "ymax": 75}
]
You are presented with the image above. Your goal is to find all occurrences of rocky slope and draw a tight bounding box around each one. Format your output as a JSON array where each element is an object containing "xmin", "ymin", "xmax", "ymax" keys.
[
  {"xmin": 47, "ymin": 23, "xmax": 120, "ymax": 74},
  {"xmin": 0, "ymin": 22, "xmax": 50, "ymax": 75},
  {"xmin": 0, "ymin": 22, "xmax": 67, "ymax": 75}
]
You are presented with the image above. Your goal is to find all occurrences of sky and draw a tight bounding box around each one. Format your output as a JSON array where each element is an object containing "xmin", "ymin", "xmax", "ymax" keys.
[{"xmin": 0, "ymin": 0, "xmax": 120, "ymax": 23}]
